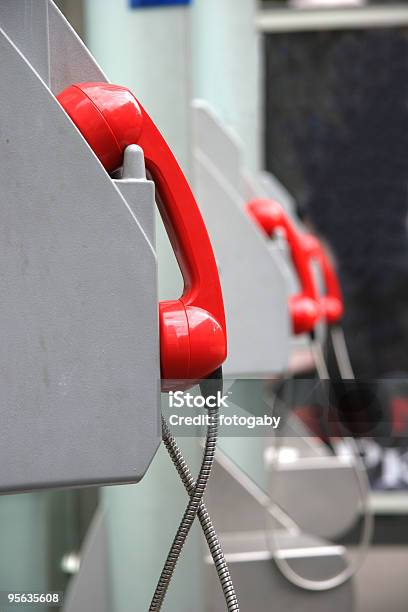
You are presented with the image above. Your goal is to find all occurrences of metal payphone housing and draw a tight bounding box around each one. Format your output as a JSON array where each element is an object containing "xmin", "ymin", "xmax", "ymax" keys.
[
  {"xmin": 0, "ymin": 0, "xmax": 160, "ymax": 492},
  {"xmin": 192, "ymin": 101, "xmax": 291, "ymax": 377}
]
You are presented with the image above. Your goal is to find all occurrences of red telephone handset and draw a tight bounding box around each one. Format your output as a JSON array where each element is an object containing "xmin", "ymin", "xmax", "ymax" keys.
[
  {"xmin": 246, "ymin": 199, "xmax": 321, "ymax": 335},
  {"xmin": 301, "ymin": 234, "xmax": 344, "ymax": 325},
  {"xmin": 57, "ymin": 83, "xmax": 227, "ymax": 387}
]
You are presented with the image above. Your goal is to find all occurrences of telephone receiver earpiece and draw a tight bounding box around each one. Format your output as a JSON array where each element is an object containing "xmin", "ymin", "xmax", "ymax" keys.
[
  {"xmin": 301, "ymin": 234, "xmax": 344, "ymax": 325},
  {"xmin": 246, "ymin": 199, "xmax": 321, "ymax": 335},
  {"xmin": 57, "ymin": 83, "xmax": 227, "ymax": 389}
]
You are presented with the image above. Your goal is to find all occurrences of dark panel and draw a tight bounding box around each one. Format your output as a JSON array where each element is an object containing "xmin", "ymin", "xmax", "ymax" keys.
[{"xmin": 264, "ymin": 28, "xmax": 408, "ymax": 380}]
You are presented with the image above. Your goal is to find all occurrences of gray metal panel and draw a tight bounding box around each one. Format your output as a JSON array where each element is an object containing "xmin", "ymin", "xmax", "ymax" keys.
[
  {"xmin": 0, "ymin": 0, "xmax": 50, "ymax": 84},
  {"xmin": 194, "ymin": 152, "xmax": 290, "ymax": 376},
  {"xmin": 47, "ymin": 1, "xmax": 107, "ymax": 94},
  {"xmin": 192, "ymin": 101, "xmax": 242, "ymax": 190},
  {"xmin": 208, "ymin": 554, "xmax": 354, "ymax": 612},
  {"xmin": 0, "ymin": 0, "xmax": 107, "ymax": 93},
  {"xmin": 206, "ymin": 459, "xmax": 355, "ymax": 612},
  {"xmin": 0, "ymin": 30, "xmax": 160, "ymax": 492},
  {"xmin": 192, "ymin": 104, "xmax": 290, "ymax": 376},
  {"xmin": 270, "ymin": 458, "xmax": 360, "ymax": 539},
  {"xmin": 63, "ymin": 509, "xmax": 111, "ymax": 612}
]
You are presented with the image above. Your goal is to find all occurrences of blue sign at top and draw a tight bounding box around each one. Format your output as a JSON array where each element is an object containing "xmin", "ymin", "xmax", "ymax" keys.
[{"xmin": 130, "ymin": 0, "xmax": 191, "ymax": 7}]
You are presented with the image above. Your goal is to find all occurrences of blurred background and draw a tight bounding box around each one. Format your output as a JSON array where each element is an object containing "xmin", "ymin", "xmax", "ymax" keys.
[{"xmin": 2, "ymin": 0, "xmax": 408, "ymax": 610}]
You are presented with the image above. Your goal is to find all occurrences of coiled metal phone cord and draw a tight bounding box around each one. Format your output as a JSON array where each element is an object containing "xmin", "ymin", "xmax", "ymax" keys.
[
  {"xmin": 267, "ymin": 328, "xmax": 373, "ymax": 591},
  {"xmin": 161, "ymin": 415, "xmax": 240, "ymax": 611},
  {"xmin": 149, "ymin": 368, "xmax": 238, "ymax": 611}
]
